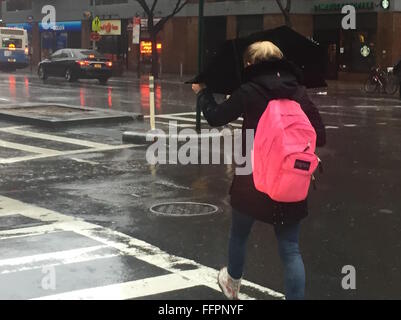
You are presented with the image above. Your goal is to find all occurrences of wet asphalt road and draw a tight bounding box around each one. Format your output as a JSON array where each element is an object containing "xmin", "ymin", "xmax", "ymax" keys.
[{"xmin": 0, "ymin": 70, "xmax": 400, "ymax": 300}]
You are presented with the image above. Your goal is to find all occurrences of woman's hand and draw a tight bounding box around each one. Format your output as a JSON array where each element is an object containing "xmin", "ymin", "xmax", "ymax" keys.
[{"xmin": 192, "ymin": 83, "xmax": 206, "ymax": 95}]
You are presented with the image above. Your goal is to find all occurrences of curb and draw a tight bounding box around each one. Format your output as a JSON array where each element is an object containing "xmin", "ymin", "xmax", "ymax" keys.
[
  {"xmin": 122, "ymin": 129, "xmax": 233, "ymax": 145},
  {"xmin": 0, "ymin": 104, "xmax": 144, "ymax": 128}
]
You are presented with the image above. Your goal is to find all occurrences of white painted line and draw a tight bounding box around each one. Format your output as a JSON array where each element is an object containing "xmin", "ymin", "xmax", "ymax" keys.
[
  {"xmin": 0, "ymin": 195, "xmax": 285, "ymax": 300},
  {"xmin": 0, "ymin": 197, "xmax": 83, "ymax": 222},
  {"xmin": 0, "ymin": 127, "xmax": 112, "ymax": 149},
  {"xmin": 145, "ymin": 112, "xmax": 197, "ymax": 118},
  {"xmin": 228, "ymin": 123, "xmax": 242, "ymax": 128},
  {"xmin": 343, "ymin": 124, "xmax": 357, "ymax": 127},
  {"xmin": 0, "ymin": 139, "xmax": 60, "ymax": 155},
  {"xmin": 0, "ymin": 245, "xmax": 111, "ymax": 273},
  {"xmin": 71, "ymin": 224, "xmax": 284, "ymax": 300},
  {"xmin": 325, "ymin": 126, "xmax": 339, "ymax": 129},
  {"xmin": 354, "ymin": 105, "xmax": 379, "ymax": 109},
  {"xmin": 179, "ymin": 269, "xmax": 282, "ymax": 300},
  {"xmin": 0, "ymin": 126, "xmax": 30, "ymax": 130},
  {"xmin": 0, "ymin": 224, "xmax": 68, "ymax": 239},
  {"xmin": 0, "ymin": 221, "xmax": 96, "ymax": 239},
  {"xmin": 154, "ymin": 115, "xmax": 209, "ymax": 124},
  {"xmin": 0, "ymin": 144, "xmax": 137, "ymax": 164},
  {"xmin": 32, "ymin": 273, "xmax": 197, "ymax": 300},
  {"xmin": 154, "ymin": 121, "xmax": 194, "ymax": 128},
  {"xmin": 70, "ymin": 158, "xmax": 99, "ymax": 165}
]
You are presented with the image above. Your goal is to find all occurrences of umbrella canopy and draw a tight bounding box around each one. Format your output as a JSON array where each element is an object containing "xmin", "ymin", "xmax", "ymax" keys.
[{"xmin": 187, "ymin": 26, "xmax": 327, "ymax": 94}]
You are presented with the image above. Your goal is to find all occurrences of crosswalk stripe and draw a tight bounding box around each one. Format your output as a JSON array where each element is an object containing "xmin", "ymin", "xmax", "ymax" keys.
[
  {"xmin": 155, "ymin": 115, "xmax": 209, "ymax": 124},
  {"xmin": 32, "ymin": 273, "xmax": 197, "ymax": 300},
  {"xmin": 0, "ymin": 139, "xmax": 60, "ymax": 155},
  {"xmin": 0, "ymin": 222, "xmax": 97, "ymax": 240},
  {"xmin": 0, "ymin": 245, "xmax": 113, "ymax": 273},
  {"xmin": 154, "ymin": 121, "xmax": 193, "ymax": 128},
  {"xmin": 71, "ymin": 222, "xmax": 285, "ymax": 300},
  {"xmin": 0, "ymin": 195, "xmax": 285, "ymax": 300},
  {"xmin": 0, "ymin": 144, "xmax": 137, "ymax": 164},
  {"xmin": 0, "ymin": 127, "xmax": 112, "ymax": 149}
]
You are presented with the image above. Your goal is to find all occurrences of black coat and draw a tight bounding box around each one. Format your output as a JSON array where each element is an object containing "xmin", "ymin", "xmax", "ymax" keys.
[
  {"xmin": 394, "ymin": 59, "xmax": 401, "ymax": 79},
  {"xmin": 197, "ymin": 59, "xmax": 326, "ymax": 225}
]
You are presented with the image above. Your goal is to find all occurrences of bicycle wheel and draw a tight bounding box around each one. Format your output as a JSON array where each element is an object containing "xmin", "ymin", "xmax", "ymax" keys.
[
  {"xmin": 364, "ymin": 77, "xmax": 378, "ymax": 93},
  {"xmin": 385, "ymin": 74, "xmax": 399, "ymax": 95}
]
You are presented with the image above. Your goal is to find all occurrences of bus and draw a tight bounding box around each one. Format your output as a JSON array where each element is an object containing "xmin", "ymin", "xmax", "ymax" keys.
[{"xmin": 0, "ymin": 27, "xmax": 29, "ymax": 70}]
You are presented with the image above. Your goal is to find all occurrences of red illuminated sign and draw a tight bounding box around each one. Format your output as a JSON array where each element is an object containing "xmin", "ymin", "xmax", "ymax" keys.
[{"xmin": 140, "ymin": 41, "xmax": 162, "ymax": 55}]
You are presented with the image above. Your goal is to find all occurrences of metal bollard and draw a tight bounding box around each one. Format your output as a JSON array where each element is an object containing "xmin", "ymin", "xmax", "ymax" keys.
[{"xmin": 149, "ymin": 75, "xmax": 156, "ymax": 131}]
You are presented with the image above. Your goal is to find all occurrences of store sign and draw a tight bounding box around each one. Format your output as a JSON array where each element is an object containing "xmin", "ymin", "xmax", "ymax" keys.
[
  {"xmin": 7, "ymin": 23, "xmax": 33, "ymax": 31},
  {"xmin": 381, "ymin": 0, "xmax": 390, "ymax": 9},
  {"xmin": 140, "ymin": 41, "xmax": 162, "ymax": 55},
  {"xmin": 360, "ymin": 45, "xmax": 371, "ymax": 57},
  {"xmin": 99, "ymin": 20, "xmax": 121, "ymax": 36},
  {"xmin": 39, "ymin": 21, "xmax": 82, "ymax": 32},
  {"xmin": 92, "ymin": 16, "xmax": 101, "ymax": 33},
  {"xmin": 90, "ymin": 32, "xmax": 102, "ymax": 42},
  {"xmin": 314, "ymin": 2, "xmax": 374, "ymax": 12}
]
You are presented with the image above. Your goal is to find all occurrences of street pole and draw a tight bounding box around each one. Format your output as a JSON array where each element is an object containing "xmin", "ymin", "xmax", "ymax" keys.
[
  {"xmin": 92, "ymin": 2, "xmax": 96, "ymax": 50},
  {"xmin": 149, "ymin": 75, "xmax": 156, "ymax": 131},
  {"xmin": 196, "ymin": 0, "xmax": 204, "ymax": 132}
]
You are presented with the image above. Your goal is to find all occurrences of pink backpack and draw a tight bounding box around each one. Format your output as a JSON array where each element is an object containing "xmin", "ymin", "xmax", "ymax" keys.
[{"xmin": 252, "ymin": 99, "xmax": 319, "ymax": 203}]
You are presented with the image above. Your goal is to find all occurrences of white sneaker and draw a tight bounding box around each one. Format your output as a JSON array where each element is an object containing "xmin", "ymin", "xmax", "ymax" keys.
[{"xmin": 218, "ymin": 267, "xmax": 241, "ymax": 300}]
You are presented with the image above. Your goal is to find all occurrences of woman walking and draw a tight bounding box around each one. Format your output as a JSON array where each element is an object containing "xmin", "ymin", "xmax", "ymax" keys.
[{"xmin": 192, "ymin": 41, "xmax": 326, "ymax": 300}]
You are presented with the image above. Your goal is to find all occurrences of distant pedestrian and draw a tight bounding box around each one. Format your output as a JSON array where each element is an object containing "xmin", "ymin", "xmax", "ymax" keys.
[
  {"xmin": 393, "ymin": 59, "xmax": 401, "ymax": 99},
  {"xmin": 192, "ymin": 41, "xmax": 326, "ymax": 300}
]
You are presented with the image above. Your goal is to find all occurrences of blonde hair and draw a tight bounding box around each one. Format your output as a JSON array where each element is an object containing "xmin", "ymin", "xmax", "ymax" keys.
[{"xmin": 243, "ymin": 41, "xmax": 284, "ymax": 66}]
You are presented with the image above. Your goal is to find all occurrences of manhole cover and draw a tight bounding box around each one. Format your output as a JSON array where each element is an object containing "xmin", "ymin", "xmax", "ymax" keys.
[{"xmin": 150, "ymin": 202, "xmax": 219, "ymax": 217}]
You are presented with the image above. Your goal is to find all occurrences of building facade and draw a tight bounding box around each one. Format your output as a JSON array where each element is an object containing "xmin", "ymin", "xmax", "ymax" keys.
[{"xmin": 2, "ymin": 0, "xmax": 401, "ymax": 80}]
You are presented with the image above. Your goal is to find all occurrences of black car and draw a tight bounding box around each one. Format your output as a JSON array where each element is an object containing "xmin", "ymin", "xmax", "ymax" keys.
[{"xmin": 38, "ymin": 49, "xmax": 113, "ymax": 84}]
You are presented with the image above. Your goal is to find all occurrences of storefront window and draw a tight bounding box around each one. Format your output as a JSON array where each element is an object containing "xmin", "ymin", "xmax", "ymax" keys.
[
  {"xmin": 39, "ymin": 22, "xmax": 82, "ymax": 59},
  {"xmin": 2, "ymin": 38, "xmax": 23, "ymax": 49},
  {"xmin": 314, "ymin": 13, "xmax": 377, "ymax": 77},
  {"xmin": 340, "ymin": 30, "xmax": 376, "ymax": 73}
]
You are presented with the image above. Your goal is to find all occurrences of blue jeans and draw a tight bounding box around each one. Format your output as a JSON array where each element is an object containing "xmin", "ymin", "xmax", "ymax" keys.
[{"xmin": 227, "ymin": 210, "xmax": 305, "ymax": 300}]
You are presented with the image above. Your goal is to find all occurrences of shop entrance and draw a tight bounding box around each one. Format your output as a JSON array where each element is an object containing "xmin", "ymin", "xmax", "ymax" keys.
[
  {"xmin": 39, "ymin": 21, "xmax": 82, "ymax": 60},
  {"xmin": 203, "ymin": 16, "xmax": 227, "ymax": 69}
]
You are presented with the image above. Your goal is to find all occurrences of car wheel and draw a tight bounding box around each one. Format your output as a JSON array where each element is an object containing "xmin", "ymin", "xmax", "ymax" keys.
[
  {"xmin": 65, "ymin": 68, "xmax": 76, "ymax": 82},
  {"xmin": 98, "ymin": 77, "xmax": 109, "ymax": 85},
  {"xmin": 38, "ymin": 66, "xmax": 48, "ymax": 80}
]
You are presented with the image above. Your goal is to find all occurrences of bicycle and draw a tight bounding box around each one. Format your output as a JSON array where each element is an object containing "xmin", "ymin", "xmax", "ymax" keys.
[{"xmin": 364, "ymin": 66, "xmax": 399, "ymax": 95}]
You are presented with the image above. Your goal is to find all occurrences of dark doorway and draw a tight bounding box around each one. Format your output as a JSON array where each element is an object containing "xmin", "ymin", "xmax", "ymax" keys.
[
  {"xmin": 203, "ymin": 16, "xmax": 227, "ymax": 69},
  {"xmin": 314, "ymin": 29, "xmax": 340, "ymax": 80}
]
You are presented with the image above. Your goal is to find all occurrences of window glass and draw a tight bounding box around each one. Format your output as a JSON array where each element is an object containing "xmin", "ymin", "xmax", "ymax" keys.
[{"xmin": 2, "ymin": 38, "xmax": 23, "ymax": 49}]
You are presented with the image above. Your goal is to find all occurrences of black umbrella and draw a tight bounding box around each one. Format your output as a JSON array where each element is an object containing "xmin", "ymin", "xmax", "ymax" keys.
[{"xmin": 187, "ymin": 26, "xmax": 327, "ymax": 94}]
